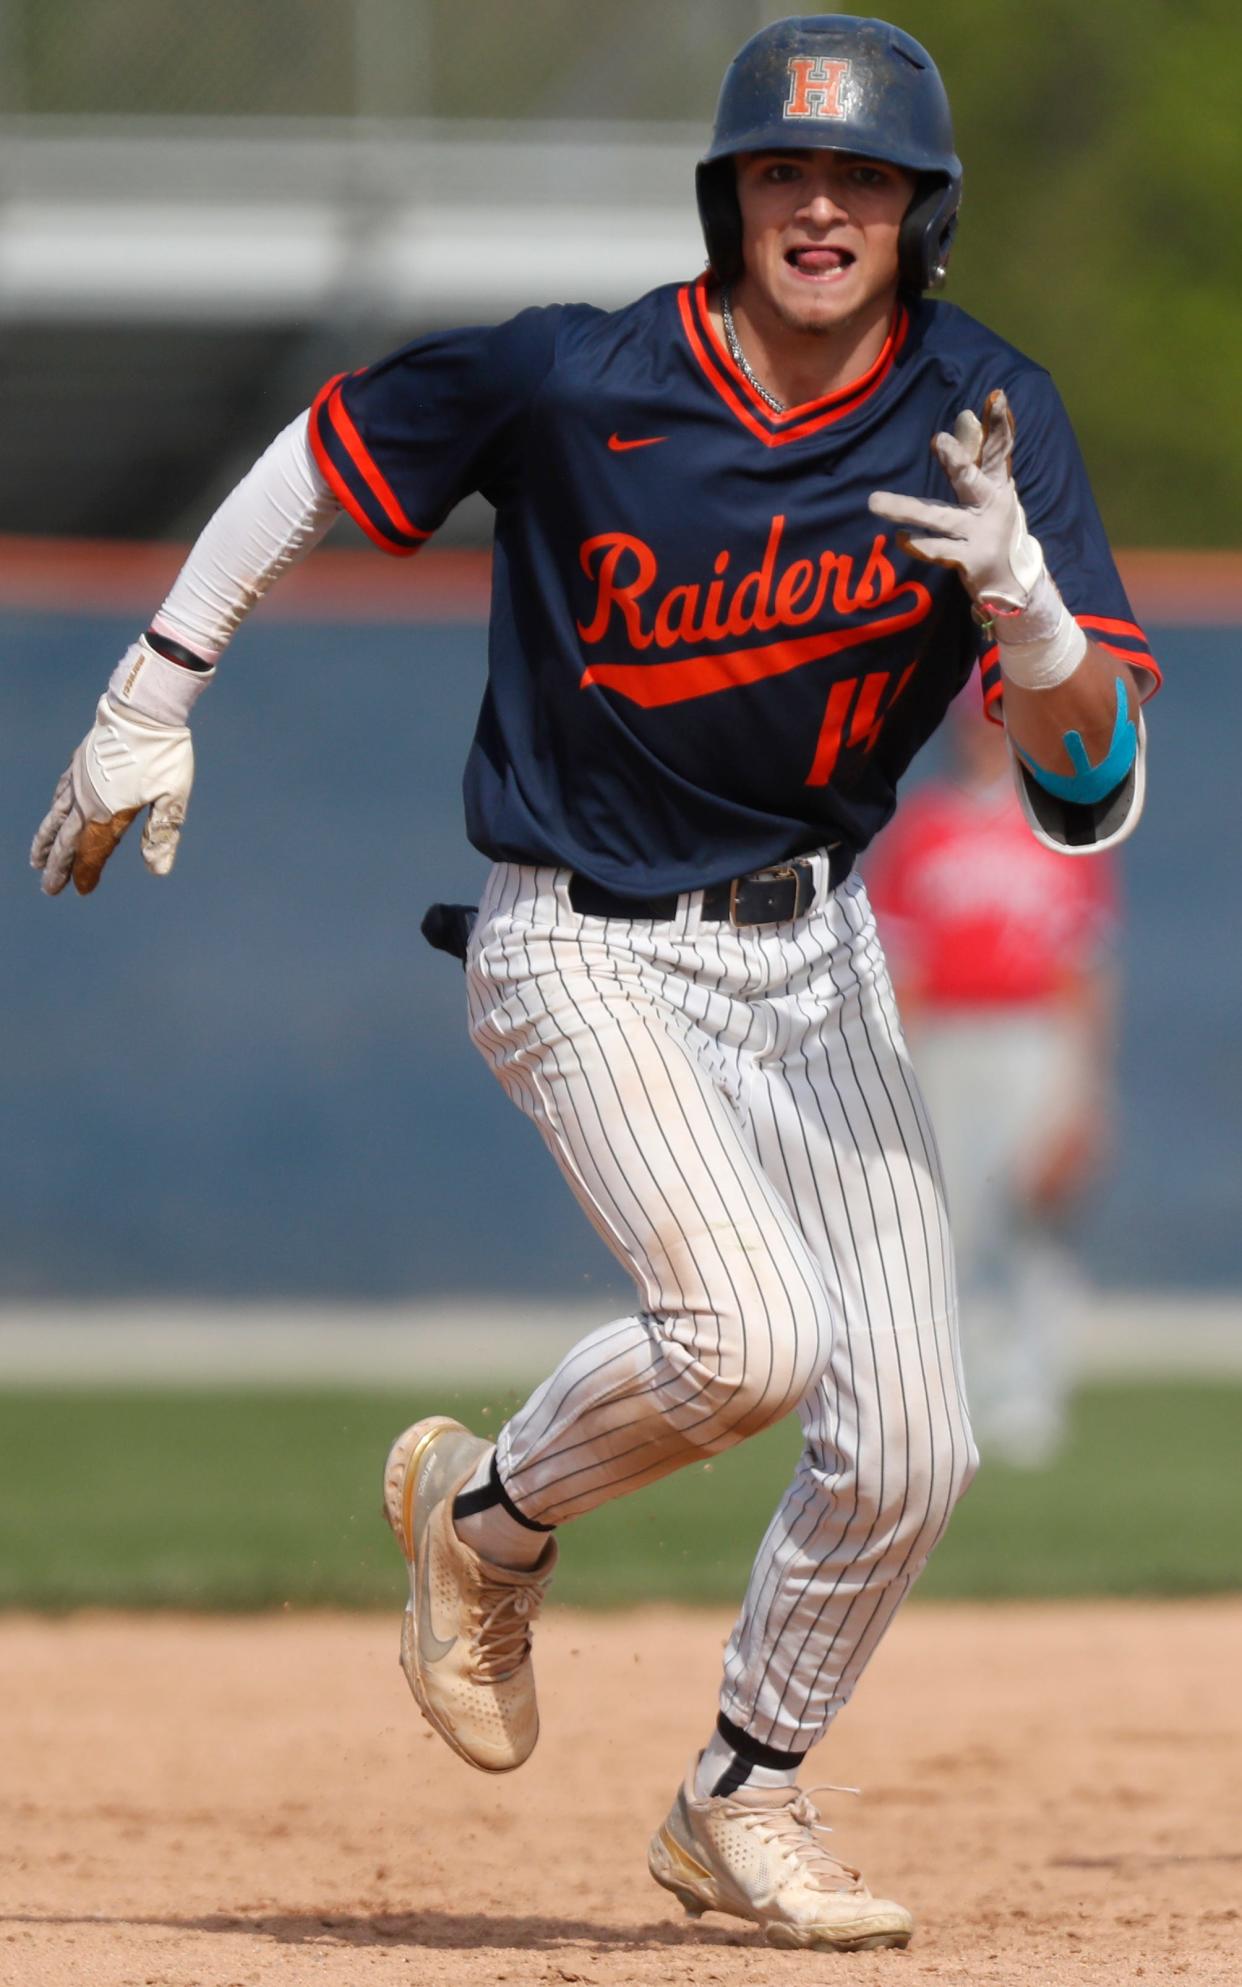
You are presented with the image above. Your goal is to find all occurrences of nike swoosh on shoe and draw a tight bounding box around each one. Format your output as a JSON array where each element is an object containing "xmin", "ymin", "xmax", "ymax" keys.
[{"xmin": 418, "ymin": 1515, "xmax": 458, "ymax": 1664}]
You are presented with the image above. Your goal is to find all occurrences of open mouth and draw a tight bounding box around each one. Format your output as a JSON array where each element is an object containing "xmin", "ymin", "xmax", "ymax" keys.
[{"xmin": 786, "ymin": 245, "xmax": 855, "ymax": 279}]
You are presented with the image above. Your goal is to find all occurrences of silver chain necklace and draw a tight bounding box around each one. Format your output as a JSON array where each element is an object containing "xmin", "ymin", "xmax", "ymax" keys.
[{"xmin": 720, "ymin": 287, "xmax": 786, "ymax": 414}]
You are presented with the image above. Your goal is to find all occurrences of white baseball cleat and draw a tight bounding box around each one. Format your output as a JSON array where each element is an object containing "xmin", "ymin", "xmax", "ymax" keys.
[
  {"xmin": 648, "ymin": 1756, "xmax": 914, "ymax": 1952},
  {"xmin": 382, "ymin": 1415, "xmax": 556, "ymax": 1773}
]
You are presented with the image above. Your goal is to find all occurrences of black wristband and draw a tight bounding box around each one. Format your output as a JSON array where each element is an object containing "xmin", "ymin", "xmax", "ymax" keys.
[{"xmin": 143, "ymin": 629, "xmax": 213, "ymax": 673}]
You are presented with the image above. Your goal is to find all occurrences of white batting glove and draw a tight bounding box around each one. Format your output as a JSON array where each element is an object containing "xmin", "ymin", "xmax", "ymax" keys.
[
  {"xmin": 31, "ymin": 638, "xmax": 212, "ymax": 897},
  {"xmin": 868, "ymin": 388, "xmax": 1087, "ymax": 689},
  {"xmin": 868, "ymin": 388, "xmax": 1045, "ymax": 611}
]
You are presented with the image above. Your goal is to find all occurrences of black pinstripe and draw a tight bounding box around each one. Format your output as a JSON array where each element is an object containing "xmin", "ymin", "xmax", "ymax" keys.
[
  {"xmin": 470, "ymin": 869, "xmax": 833, "ymax": 1518},
  {"xmin": 719, "ymin": 881, "xmax": 975, "ymax": 1746},
  {"xmin": 465, "ymin": 859, "xmax": 976, "ymax": 1753},
  {"xmin": 742, "ymin": 900, "xmax": 906, "ymax": 1735}
]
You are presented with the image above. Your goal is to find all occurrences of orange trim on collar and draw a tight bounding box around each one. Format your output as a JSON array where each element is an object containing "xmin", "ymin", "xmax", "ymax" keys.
[{"xmin": 679, "ymin": 273, "xmax": 907, "ymax": 446}]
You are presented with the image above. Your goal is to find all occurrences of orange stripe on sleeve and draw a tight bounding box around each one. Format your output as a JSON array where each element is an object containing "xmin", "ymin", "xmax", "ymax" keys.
[
  {"xmin": 1095, "ymin": 638, "xmax": 1156, "ymax": 666},
  {"xmin": 309, "ymin": 375, "xmax": 430, "ymax": 558},
  {"xmin": 1078, "ymin": 616, "xmax": 1162, "ymax": 694},
  {"xmin": 324, "ymin": 386, "xmax": 431, "ymax": 546},
  {"xmin": 979, "ymin": 615, "xmax": 1162, "ymax": 716},
  {"xmin": 1077, "ymin": 614, "xmax": 1148, "ymax": 641},
  {"xmin": 309, "ymin": 377, "xmax": 409, "ymax": 556}
]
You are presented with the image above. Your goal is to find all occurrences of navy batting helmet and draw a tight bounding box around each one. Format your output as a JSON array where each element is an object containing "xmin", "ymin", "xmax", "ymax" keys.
[{"xmin": 697, "ymin": 15, "xmax": 962, "ymax": 293}]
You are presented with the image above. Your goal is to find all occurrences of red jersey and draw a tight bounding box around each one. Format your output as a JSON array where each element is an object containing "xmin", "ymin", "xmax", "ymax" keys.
[{"xmin": 867, "ymin": 773, "xmax": 1116, "ymax": 1006}]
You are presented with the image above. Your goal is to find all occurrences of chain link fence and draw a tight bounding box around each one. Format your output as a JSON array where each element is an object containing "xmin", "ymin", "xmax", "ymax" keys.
[{"xmin": 0, "ymin": 0, "xmax": 768, "ymax": 121}]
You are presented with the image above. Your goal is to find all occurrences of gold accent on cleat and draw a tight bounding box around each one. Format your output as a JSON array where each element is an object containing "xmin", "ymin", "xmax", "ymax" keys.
[{"xmin": 648, "ymin": 1757, "xmax": 914, "ymax": 1953}]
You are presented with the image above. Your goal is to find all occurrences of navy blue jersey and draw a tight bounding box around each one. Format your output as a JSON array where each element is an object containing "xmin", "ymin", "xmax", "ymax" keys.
[{"xmin": 310, "ymin": 278, "xmax": 1157, "ymax": 895}]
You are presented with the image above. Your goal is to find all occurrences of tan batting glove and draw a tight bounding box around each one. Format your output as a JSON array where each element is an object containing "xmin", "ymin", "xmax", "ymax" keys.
[
  {"xmin": 31, "ymin": 638, "xmax": 212, "ymax": 897},
  {"xmin": 868, "ymin": 388, "xmax": 1044, "ymax": 611}
]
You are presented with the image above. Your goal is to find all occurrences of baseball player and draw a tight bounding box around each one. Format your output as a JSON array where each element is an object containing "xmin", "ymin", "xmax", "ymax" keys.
[
  {"xmin": 33, "ymin": 15, "xmax": 1159, "ymax": 1954},
  {"xmin": 867, "ymin": 704, "xmax": 1121, "ymax": 1466}
]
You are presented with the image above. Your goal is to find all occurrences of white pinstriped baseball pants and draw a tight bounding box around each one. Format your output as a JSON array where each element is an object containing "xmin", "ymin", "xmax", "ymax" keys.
[{"xmin": 465, "ymin": 852, "xmax": 978, "ymax": 1756}]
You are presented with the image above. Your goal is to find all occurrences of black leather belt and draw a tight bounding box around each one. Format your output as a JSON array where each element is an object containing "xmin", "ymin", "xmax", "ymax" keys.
[{"xmin": 568, "ymin": 846, "xmax": 852, "ymax": 927}]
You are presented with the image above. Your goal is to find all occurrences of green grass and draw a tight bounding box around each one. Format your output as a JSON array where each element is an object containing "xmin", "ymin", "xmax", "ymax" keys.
[{"xmin": 0, "ymin": 1381, "xmax": 1238, "ymax": 1611}]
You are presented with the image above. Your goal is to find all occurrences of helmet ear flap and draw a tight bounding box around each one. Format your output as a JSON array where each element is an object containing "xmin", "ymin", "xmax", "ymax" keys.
[
  {"xmin": 695, "ymin": 157, "xmax": 743, "ymax": 283},
  {"xmin": 899, "ymin": 177, "xmax": 960, "ymax": 291}
]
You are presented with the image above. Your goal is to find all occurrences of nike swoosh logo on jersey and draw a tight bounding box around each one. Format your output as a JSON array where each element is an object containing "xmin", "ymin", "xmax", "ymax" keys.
[{"xmin": 607, "ymin": 432, "xmax": 668, "ymax": 452}]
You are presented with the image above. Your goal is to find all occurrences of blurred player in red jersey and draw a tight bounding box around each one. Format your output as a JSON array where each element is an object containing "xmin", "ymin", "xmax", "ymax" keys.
[{"xmin": 868, "ymin": 699, "xmax": 1119, "ymax": 1466}]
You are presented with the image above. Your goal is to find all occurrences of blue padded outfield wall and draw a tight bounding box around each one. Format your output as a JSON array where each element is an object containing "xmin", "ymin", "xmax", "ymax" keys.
[{"xmin": 2, "ymin": 610, "xmax": 1236, "ymax": 1298}]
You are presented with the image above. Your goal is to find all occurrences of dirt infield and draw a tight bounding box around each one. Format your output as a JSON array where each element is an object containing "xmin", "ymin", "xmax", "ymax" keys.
[{"xmin": 2, "ymin": 1602, "xmax": 1239, "ymax": 1987}]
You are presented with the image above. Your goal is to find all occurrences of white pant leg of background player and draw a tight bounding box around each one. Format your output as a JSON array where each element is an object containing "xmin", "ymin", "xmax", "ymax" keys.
[
  {"xmin": 466, "ymin": 863, "xmax": 837, "ymax": 1511},
  {"xmin": 716, "ymin": 877, "xmax": 977, "ymax": 1754},
  {"xmin": 467, "ymin": 862, "xmax": 975, "ymax": 1754},
  {"xmin": 910, "ymin": 1011, "xmax": 1083, "ymax": 1462}
]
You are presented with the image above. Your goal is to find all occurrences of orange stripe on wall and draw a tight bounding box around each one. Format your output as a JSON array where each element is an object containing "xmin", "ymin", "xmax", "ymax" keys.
[
  {"xmin": 1114, "ymin": 551, "xmax": 1242, "ymax": 624},
  {"xmin": 0, "ymin": 534, "xmax": 492, "ymax": 621},
  {"xmin": 0, "ymin": 534, "xmax": 1239, "ymax": 626}
]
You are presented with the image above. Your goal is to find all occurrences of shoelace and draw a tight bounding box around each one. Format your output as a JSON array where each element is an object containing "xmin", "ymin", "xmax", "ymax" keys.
[
  {"xmin": 469, "ymin": 1579, "xmax": 546, "ymax": 1684},
  {"xmin": 728, "ymin": 1783, "xmax": 863, "ymax": 1893}
]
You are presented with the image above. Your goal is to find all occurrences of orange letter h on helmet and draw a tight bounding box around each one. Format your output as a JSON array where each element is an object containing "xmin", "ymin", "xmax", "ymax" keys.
[{"xmin": 784, "ymin": 56, "xmax": 850, "ymax": 120}]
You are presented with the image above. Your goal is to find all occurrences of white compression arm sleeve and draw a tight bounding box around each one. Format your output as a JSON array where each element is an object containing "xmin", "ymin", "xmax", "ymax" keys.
[{"xmin": 149, "ymin": 411, "xmax": 339, "ymax": 663}]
